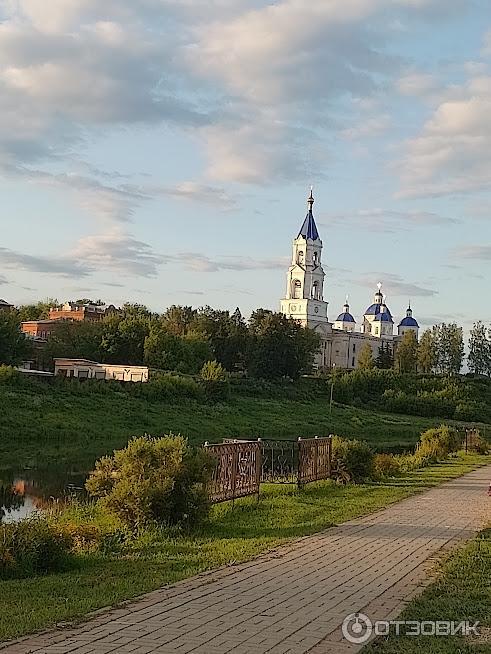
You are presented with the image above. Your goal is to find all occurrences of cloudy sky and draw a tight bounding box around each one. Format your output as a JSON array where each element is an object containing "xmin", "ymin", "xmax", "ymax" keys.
[{"xmin": 0, "ymin": 0, "xmax": 490, "ymax": 330}]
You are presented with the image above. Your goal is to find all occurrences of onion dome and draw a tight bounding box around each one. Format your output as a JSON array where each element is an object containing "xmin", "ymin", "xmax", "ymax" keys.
[
  {"xmin": 398, "ymin": 305, "xmax": 419, "ymax": 328},
  {"xmin": 336, "ymin": 300, "xmax": 356, "ymax": 323}
]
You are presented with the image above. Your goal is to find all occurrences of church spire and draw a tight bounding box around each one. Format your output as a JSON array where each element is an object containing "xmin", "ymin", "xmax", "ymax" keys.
[{"xmin": 297, "ymin": 187, "xmax": 320, "ymax": 241}]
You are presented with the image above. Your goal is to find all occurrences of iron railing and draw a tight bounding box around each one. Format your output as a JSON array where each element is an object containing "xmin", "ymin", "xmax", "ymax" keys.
[
  {"xmin": 204, "ymin": 440, "xmax": 261, "ymax": 504},
  {"xmin": 298, "ymin": 436, "xmax": 332, "ymax": 487}
]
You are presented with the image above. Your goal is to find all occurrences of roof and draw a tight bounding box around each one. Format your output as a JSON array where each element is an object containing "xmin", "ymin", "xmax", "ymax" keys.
[
  {"xmin": 373, "ymin": 312, "xmax": 394, "ymax": 323},
  {"xmin": 399, "ymin": 316, "xmax": 419, "ymax": 328},
  {"xmin": 297, "ymin": 209, "xmax": 320, "ymax": 241},
  {"xmin": 365, "ymin": 303, "xmax": 393, "ymax": 317},
  {"xmin": 0, "ymin": 299, "xmax": 13, "ymax": 307},
  {"xmin": 335, "ymin": 312, "xmax": 356, "ymax": 323}
]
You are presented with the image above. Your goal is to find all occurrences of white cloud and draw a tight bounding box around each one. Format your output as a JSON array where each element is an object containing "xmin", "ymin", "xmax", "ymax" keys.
[
  {"xmin": 180, "ymin": 253, "xmax": 288, "ymax": 273},
  {"xmin": 397, "ymin": 72, "xmax": 438, "ymax": 97},
  {"xmin": 398, "ymin": 75, "xmax": 491, "ymax": 197},
  {"xmin": 352, "ymin": 272, "xmax": 437, "ymax": 297},
  {"xmin": 322, "ymin": 208, "xmax": 458, "ymax": 232},
  {"xmin": 453, "ymin": 244, "xmax": 491, "ymax": 260}
]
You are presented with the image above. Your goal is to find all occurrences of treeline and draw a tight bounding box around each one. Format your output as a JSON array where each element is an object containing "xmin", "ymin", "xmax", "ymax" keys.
[
  {"xmin": 0, "ymin": 304, "xmax": 320, "ymax": 380},
  {"xmin": 358, "ymin": 323, "xmax": 472, "ymax": 375},
  {"xmin": 333, "ymin": 369, "xmax": 491, "ymax": 423}
]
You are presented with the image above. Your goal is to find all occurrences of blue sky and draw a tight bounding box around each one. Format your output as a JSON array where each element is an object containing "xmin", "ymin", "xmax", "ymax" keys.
[{"xmin": 0, "ymin": 0, "xmax": 490, "ymax": 331}]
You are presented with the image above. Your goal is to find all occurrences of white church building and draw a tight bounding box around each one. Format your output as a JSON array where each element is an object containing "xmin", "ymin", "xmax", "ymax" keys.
[{"xmin": 280, "ymin": 190, "xmax": 419, "ymax": 369}]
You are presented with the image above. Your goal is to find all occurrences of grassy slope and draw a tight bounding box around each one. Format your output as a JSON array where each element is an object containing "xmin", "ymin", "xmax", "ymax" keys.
[
  {"xmin": 0, "ymin": 454, "xmax": 489, "ymax": 642},
  {"xmin": 1, "ymin": 384, "xmax": 489, "ymax": 471},
  {"xmin": 365, "ymin": 527, "xmax": 491, "ymax": 654}
]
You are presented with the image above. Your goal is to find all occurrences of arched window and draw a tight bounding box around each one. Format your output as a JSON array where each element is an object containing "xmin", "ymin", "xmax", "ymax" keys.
[
  {"xmin": 313, "ymin": 251, "xmax": 318, "ymax": 265},
  {"xmin": 297, "ymin": 250, "xmax": 304, "ymax": 265},
  {"xmin": 292, "ymin": 280, "xmax": 302, "ymax": 299},
  {"xmin": 312, "ymin": 281, "xmax": 319, "ymax": 299}
]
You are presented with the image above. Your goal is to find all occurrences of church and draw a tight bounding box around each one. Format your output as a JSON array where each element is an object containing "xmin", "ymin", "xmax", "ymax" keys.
[{"xmin": 280, "ymin": 190, "xmax": 419, "ymax": 370}]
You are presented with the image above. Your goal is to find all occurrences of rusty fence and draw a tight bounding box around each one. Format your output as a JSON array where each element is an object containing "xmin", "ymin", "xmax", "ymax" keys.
[
  {"xmin": 204, "ymin": 436, "xmax": 332, "ymax": 503},
  {"xmin": 204, "ymin": 440, "xmax": 262, "ymax": 504}
]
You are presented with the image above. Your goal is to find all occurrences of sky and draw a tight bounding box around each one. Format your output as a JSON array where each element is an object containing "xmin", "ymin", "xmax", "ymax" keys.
[{"xmin": 0, "ymin": 0, "xmax": 490, "ymax": 332}]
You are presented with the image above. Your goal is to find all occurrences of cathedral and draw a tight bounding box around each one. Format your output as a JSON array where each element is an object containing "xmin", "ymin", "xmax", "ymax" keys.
[{"xmin": 280, "ymin": 190, "xmax": 419, "ymax": 369}]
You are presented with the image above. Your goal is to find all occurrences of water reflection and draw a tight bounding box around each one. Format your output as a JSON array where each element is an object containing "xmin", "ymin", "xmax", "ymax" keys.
[{"xmin": 0, "ymin": 469, "xmax": 87, "ymax": 523}]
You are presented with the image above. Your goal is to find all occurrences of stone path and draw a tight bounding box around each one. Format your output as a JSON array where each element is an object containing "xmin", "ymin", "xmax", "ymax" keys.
[{"xmin": 2, "ymin": 464, "xmax": 490, "ymax": 654}]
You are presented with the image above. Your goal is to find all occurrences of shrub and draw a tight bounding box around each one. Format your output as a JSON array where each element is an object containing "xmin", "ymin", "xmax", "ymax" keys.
[
  {"xmin": 0, "ymin": 517, "xmax": 71, "ymax": 579},
  {"xmin": 200, "ymin": 360, "xmax": 230, "ymax": 402},
  {"xmin": 419, "ymin": 425, "xmax": 461, "ymax": 460},
  {"xmin": 330, "ymin": 436, "xmax": 375, "ymax": 483},
  {"xmin": 466, "ymin": 433, "xmax": 490, "ymax": 455},
  {"xmin": 373, "ymin": 453, "xmax": 401, "ymax": 479},
  {"xmin": 86, "ymin": 435, "xmax": 215, "ymax": 529}
]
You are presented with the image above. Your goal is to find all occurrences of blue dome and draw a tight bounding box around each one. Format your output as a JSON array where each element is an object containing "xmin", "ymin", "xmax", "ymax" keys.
[
  {"xmin": 365, "ymin": 303, "xmax": 392, "ymax": 317},
  {"xmin": 336, "ymin": 312, "xmax": 356, "ymax": 323},
  {"xmin": 373, "ymin": 312, "xmax": 393, "ymax": 323},
  {"xmin": 399, "ymin": 316, "xmax": 419, "ymax": 328}
]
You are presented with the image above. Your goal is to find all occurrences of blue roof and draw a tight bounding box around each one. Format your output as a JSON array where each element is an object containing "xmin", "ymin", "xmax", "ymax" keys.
[
  {"xmin": 336, "ymin": 312, "xmax": 356, "ymax": 323},
  {"xmin": 373, "ymin": 312, "xmax": 394, "ymax": 323},
  {"xmin": 399, "ymin": 316, "xmax": 419, "ymax": 327},
  {"xmin": 365, "ymin": 303, "xmax": 393, "ymax": 317},
  {"xmin": 297, "ymin": 209, "xmax": 320, "ymax": 241}
]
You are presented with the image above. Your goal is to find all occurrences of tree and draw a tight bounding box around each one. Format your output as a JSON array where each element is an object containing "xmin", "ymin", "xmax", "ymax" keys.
[
  {"xmin": 358, "ymin": 343, "xmax": 375, "ymax": 370},
  {"xmin": 375, "ymin": 342, "xmax": 394, "ymax": 369},
  {"xmin": 15, "ymin": 299, "xmax": 58, "ymax": 322},
  {"xmin": 192, "ymin": 306, "xmax": 249, "ymax": 372},
  {"xmin": 395, "ymin": 331, "xmax": 418, "ymax": 373},
  {"xmin": 44, "ymin": 321, "xmax": 103, "ymax": 364},
  {"xmin": 101, "ymin": 314, "xmax": 149, "ymax": 365},
  {"xmin": 468, "ymin": 321, "xmax": 491, "ymax": 376},
  {"xmin": 144, "ymin": 327, "xmax": 212, "ymax": 373},
  {"xmin": 434, "ymin": 323, "xmax": 464, "ymax": 374},
  {"xmin": 247, "ymin": 310, "xmax": 320, "ymax": 379},
  {"xmin": 418, "ymin": 328, "xmax": 437, "ymax": 373},
  {"xmin": 0, "ymin": 312, "xmax": 32, "ymax": 365},
  {"xmin": 160, "ymin": 305, "xmax": 197, "ymax": 336}
]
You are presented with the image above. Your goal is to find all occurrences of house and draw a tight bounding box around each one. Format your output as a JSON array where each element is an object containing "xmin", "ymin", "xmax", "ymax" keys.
[
  {"xmin": 20, "ymin": 319, "xmax": 64, "ymax": 340},
  {"xmin": 0, "ymin": 299, "xmax": 13, "ymax": 312},
  {"xmin": 53, "ymin": 358, "xmax": 149, "ymax": 382},
  {"xmin": 49, "ymin": 302, "xmax": 119, "ymax": 322}
]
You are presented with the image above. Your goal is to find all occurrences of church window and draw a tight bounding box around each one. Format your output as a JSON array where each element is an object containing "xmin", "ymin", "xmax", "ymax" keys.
[
  {"xmin": 297, "ymin": 250, "xmax": 304, "ymax": 265},
  {"xmin": 352, "ymin": 357, "xmax": 355, "ymax": 367},
  {"xmin": 352, "ymin": 344, "xmax": 356, "ymax": 353},
  {"xmin": 292, "ymin": 280, "xmax": 301, "ymax": 299},
  {"xmin": 313, "ymin": 252, "xmax": 318, "ymax": 265},
  {"xmin": 312, "ymin": 281, "xmax": 319, "ymax": 299}
]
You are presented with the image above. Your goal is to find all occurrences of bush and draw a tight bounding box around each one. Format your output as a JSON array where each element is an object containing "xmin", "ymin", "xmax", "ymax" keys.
[
  {"xmin": 466, "ymin": 433, "xmax": 490, "ymax": 455},
  {"xmin": 0, "ymin": 517, "xmax": 71, "ymax": 579},
  {"xmin": 200, "ymin": 360, "xmax": 230, "ymax": 402},
  {"xmin": 373, "ymin": 453, "xmax": 401, "ymax": 479},
  {"xmin": 418, "ymin": 425, "xmax": 461, "ymax": 460},
  {"xmin": 330, "ymin": 436, "xmax": 375, "ymax": 483},
  {"xmin": 85, "ymin": 435, "xmax": 215, "ymax": 529}
]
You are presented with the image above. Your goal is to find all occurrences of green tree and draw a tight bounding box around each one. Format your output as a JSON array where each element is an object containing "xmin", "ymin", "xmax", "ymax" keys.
[
  {"xmin": 0, "ymin": 312, "xmax": 32, "ymax": 365},
  {"xmin": 44, "ymin": 321, "xmax": 103, "ymax": 364},
  {"xmin": 395, "ymin": 331, "xmax": 419, "ymax": 373},
  {"xmin": 144, "ymin": 326, "xmax": 212, "ymax": 373},
  {"xmin": 417, "ymin": 328, "xmax": 437, "ymax": 373},
  {"xmin": 101, "ymin": 314, "xmax": 149, "ymax": 365},
  {"xmin": 468, "ymin": 321, "xmax": 491, "ymax": 376},
  {"xmin": 160, "ymin": 305, "xmax": 197, "ymax": 336},
  {"xmin": 15, "ymin": 299, "xmax": 58, "ymax": 322},
  {"xmin": 434, "ymin": 323, "xmax": 464, "ymax": 374},
  {"xmin": 247, "ymin": 310, "xmax": 320, "ymax": 379},
  {"xmin": 358, "ymin": 343, "xmax": 375, "ymax": 370},
  {"xmin": 192, "ymin": 306, "xmax": 249, "ymax": 372},
  {"xmin": 375, "ymin": 342, "xmax": 394, "ymax": 369}
]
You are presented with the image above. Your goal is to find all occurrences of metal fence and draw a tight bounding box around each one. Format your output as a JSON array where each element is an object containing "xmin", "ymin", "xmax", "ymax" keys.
[
  {"xmin": 463, "ymin": 428, "xmax": 482, "ymax": 453},
  {"xmin": 204, "ymin": 440, "xmax": 261, "ymax": 504},
  {"xmin": 205, "ymin": 436, "xmax": 332, "ymax": 503},
  {"xmin": 298, "ymin": 437, "xmax": 332, "ymax": 487}
]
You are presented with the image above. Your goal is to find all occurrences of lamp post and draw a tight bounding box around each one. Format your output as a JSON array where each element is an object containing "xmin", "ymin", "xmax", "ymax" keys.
[{"xmin": 329, "ymin": 363, "xmax": 335, "ymax": 415}]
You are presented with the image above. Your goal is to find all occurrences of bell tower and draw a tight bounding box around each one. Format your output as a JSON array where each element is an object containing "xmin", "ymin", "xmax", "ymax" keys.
[{"xmin": 280, "ymin": 189, "xmax": 329, "ymax": 330}]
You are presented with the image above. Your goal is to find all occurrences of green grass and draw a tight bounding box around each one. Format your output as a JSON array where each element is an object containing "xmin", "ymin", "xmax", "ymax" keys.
[
  {"xmin": 365, "ymin": 526, "xmax": 491, "ymax": 654},
  {"xmin": 0, "ymin": 453, "xmax": 489, "ymax": 643},
  {"xmin": 1, "ymin": 384, "xmax": 489, "ymax": 472}
]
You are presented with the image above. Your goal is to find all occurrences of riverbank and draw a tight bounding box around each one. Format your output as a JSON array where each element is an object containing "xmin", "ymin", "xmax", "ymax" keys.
[
  {"xmin": 1, "ymin": 453, "xmax": 489, "ymax": 643},
  {"xmin": 2, "ymin": 381, "xmax": 489, "ymax": 472}
]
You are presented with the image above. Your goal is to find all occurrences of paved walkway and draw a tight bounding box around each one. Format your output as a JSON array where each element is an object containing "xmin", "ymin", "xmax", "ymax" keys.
[{"xmin": 2, "ymin": 464, "xmax": 490, "ymax": 654}]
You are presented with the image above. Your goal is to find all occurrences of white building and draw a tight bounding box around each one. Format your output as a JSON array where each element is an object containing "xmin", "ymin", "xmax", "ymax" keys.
[
  {"xmin": 54, "ymin": 358, "xmax": 149, "ymax": 382},
  {"xmin": 280, "ymin": 191, "xmax": 419, "ymax": 370}
]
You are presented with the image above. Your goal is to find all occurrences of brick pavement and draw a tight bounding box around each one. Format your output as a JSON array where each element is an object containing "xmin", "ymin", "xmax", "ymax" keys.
[{"xmin": 2, "ymin": 464, "xmax": 490, "ymax": 654}]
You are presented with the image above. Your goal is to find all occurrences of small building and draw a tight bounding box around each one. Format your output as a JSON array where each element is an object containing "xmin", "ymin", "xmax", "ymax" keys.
[
  {"xmin": 0, "ymin": 299, "xmax": 13, "ymax": 312},
  {"xmin": 54, "ymin": 358, "xmax": 149, "ymax": 382},
  {"xmin": 21, "ymin": 319, "xmax": 64, "ymax": 340},
  {"xmin": 49, "ymin": 302, "xmax": 119, "ymax": 322}
]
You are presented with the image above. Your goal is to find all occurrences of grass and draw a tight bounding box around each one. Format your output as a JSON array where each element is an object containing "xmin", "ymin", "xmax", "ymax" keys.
[
  {"xmin": 1, "ymin": 383, "xmax": 489, "ymax": 472},
  {"xmin": 365, "ymin": 526, "xmax": 491, "ymax": 654},
  {"xmin": 0, "ymin": 452, "xmax": 489, "ymax": 643}
]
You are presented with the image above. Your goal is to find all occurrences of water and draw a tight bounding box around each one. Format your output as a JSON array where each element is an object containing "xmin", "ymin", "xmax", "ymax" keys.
[{"xmin": 0, "ymin": 469, "xmax": 87, "ymax": 523}]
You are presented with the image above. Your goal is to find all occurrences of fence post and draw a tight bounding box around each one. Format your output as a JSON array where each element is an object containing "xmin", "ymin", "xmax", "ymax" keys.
[
  {"xmin": 328, "ymin": 434, "xmax": 333, "ymax": 478},
  {"xmin": 231, "ymin": 442, "xmax": 238, "ymax": 505},
  {"xmin": 256, "ymin": 439, "xmax": 262, "ymax": 501},
  {"xmin": 297, "ymin": 437, "xmax": 302, "ymax": 489},
  {"xmin": 314, "ymin": 435, "xmax": 319, "ymax": 482},
  {"xmin": 465, "ymin": 429, "xmax": 468, "ymax": 453}
]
